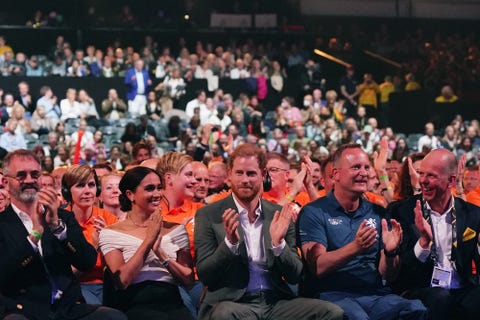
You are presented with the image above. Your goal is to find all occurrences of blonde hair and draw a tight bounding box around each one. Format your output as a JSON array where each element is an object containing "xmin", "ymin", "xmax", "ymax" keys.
[{"xmin": 157, "ymin": 152, "xmax": 193, "ymax": 187}]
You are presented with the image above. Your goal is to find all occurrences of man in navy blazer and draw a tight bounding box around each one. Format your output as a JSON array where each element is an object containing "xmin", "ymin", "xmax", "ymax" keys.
[
  {"xmin": 389, "ymin": 149, "xmax": 480, "ymax": 320},
  {"xmin": 0, "ymin": 149, "xmax": 125, "ymax": 320},
  {"xmin": 124, "ymin": 59, "xmax": 151, "ymax": 116}
]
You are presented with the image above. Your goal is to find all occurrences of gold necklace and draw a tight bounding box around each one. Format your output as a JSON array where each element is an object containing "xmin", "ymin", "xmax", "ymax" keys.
[{"xmin": 128, "ymin": 214, "xmax": 148, "ymax": 228}]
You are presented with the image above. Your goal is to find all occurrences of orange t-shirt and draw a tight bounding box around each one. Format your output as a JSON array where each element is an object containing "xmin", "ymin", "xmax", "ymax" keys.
[
  {"xmin": 66, "ymin": 205, "xmax": 118, "ymax": 284},
  {"xmin": 466, "ymin": 187, "xmax": 480, "ymax": 207},
  {"xmin": 364, "ymin": 191, "xmax": 387, "ymax": 208},
  {"xmin": 294, "ymin": 191, "xmax": 311, "ymax": 207},
  {"xmin": 160, "ymin": 198, "xmax": 204, "ymax": 262},
  {"xmin": 318, "ymin": 189, "xmax": 327, "ymax": 198},
  {"xmin": 262, "ymin": 189, "xmax": 312, "ymax": 207},
  {"xmin": 206, "ymin": 190, "xmax": 231, "ymax": 204}
]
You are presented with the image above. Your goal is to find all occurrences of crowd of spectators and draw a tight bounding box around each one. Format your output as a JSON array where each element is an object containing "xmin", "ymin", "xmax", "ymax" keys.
[
  {"xmin": 2, "ymin": 16, "xmax": 480, "ymax": 320},
  {"xmin": 0, "ymin": 21, "xmax": 479, "ymax": 172}
]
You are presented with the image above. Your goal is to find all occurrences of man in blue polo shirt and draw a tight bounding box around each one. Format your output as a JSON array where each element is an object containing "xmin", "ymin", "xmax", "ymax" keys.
[{"xmin": 298, "ymin": 143, "xmax": 427, "ymax": 320}]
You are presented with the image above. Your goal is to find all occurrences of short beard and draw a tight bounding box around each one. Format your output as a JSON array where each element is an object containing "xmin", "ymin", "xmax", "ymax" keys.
[{"xmin": 12, "ymin": 189, "xmax": 37, "ymax": 204}]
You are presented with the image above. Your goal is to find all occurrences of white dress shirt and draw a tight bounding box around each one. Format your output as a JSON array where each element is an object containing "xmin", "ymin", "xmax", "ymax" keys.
[
  {"xmin": 414, "ymin": 197, "xmax": 462, "ymax": 288},
  {"xmin": 135, "ymin": 70, "xmax": 145, "ymax": 95},
  {"xmin": 224, "ymin": 195, "xmax": 286, "ymax": 292},
  {"xmin": 12, "ymin": 203, "xmax": 67, "ymax": 254}
]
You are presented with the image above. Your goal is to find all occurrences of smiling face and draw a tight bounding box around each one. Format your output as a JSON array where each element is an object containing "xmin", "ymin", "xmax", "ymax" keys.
[
  {"xmin": 419, "ymin": 150, "xmax": 456, "ymax": 211},
  {"xmin": 167, "ymin": 163, "xmax": 197, "ymax": 200},
  {"xmin": 333, "ymin": 148, "xmax": 370, "ymax": 196},
  {"xmin": 100, "ymin": 175, "xmax": 121, "ymax": 208},
  {"xmin": 128, "ymin": 172, "xmax": 162, "ymax": 214}
]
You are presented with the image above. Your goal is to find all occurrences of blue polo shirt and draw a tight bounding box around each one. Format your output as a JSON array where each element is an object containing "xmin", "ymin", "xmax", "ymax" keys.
[{"xmin": 298, "ymin": 191, "xmax": 387, "ymax": 297}]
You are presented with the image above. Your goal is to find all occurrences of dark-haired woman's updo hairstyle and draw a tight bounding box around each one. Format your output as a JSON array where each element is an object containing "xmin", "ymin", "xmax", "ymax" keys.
[{"xmin": 118, "ymin": 166, "xmax": 161, "ymax": 211}]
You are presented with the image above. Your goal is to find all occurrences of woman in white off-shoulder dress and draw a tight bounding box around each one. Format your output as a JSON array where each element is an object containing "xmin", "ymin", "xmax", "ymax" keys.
[{"xmin": 99, "ymin": 167, "xmax": 193, "ymax": 320}]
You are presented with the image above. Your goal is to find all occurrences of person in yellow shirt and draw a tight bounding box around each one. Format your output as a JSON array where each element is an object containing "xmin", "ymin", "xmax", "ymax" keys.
[
  {"xmin": 404, "ymin": 73, "xmax": 421, "ymax": 91},
  {"xmin": 435, "ymin": 85, "xmax": 459, "ymax": 103},
  {"xmin": 378, "ymin": 75, "xmax": 395, "ymax": 126},
  {"xmin": 0, "ymin": 36, "xmax": 13, "ymax": 57},
  {"xmin": 358, "ymin": 73, "xmax": 380, "ymax": 118}
]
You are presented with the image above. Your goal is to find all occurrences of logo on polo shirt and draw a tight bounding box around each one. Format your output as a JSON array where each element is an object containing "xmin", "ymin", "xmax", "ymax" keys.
[
  {"xmin": 365, "ymin": 218, "xmax": 377, "ymax": 229},
  {"xmin": 328, "ymin": 218, "xmax": 343, "ymax": 225}
]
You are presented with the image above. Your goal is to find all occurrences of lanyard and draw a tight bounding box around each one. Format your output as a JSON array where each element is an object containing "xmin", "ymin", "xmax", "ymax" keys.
[{"xmin": 422, "ymin": 200, "xmax": 457, "ymax": 266}]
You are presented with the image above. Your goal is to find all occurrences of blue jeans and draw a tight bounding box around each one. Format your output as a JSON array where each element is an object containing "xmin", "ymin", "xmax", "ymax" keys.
[
  {"xmin": 81, "ymin": 283, "xmax": 103, "ymax": 305},
  {"xmin": 320, "ymin": 291, "xmax": 427, "ymax": 320},
  {"xmin": 179, "ymin": 280, "xmax": 204, "ymax": 319}
]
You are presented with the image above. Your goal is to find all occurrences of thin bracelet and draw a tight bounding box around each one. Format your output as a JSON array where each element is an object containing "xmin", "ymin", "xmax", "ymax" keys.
[{"xmin": 31, "ymin": 230, "xmax": 42, "ymax": 240}]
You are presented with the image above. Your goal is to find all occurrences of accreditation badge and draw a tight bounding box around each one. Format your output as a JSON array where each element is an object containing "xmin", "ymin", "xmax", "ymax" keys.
[{"xmin": 430, "ymin": 266, "xmax": 452, "ymax": 288}]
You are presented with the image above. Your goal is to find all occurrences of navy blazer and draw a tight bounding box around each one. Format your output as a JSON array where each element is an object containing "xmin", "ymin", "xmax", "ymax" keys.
[
  {"xmin": 0, "ymin": 206, "xmax": 98, "ymax": 320},
  {"xmin": 388, "ymin": 195, "xmax": 480, "ymax": 294}
]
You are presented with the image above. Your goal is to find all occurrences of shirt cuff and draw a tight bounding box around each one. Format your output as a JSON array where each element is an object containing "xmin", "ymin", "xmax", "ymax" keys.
[
  {"xmin": 414, "ymin": 240, "xmax": 431, "ymax": 262},
  {"xmin": 54, "ymin": 226, "xmax": 67, "ymax": 241},
  {"xmin": 271, "ymin": 239, "xmax": 286, "ymax": 257},
  {"xmin": 50, "ymin": 220, "xmax": 67, "ymax": 241},
  {"xmin": 224, "ymin": 237, "xmax": 239, "ymax": 255}
]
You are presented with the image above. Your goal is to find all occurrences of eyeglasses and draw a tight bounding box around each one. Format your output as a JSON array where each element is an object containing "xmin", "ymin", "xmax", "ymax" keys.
[
  {"xmin": 5, "ymin": 170, "xmax": 41, "ymax": 181},
  {"xmin": 267, "ymin": 167, "xmax": 288, "ymax": 174}
]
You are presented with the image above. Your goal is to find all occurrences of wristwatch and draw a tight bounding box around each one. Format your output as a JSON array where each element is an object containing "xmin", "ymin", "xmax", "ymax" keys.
[
  {"xmin": 384, "ymin": 248, "xmax": 399, "ymax": 258},
  {"xmin": 161, "ymin": 257, "xmax": 171, "ymax": 268}
]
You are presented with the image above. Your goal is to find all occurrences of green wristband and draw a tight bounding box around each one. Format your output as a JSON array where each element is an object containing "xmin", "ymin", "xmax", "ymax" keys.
[
  {"xmin": 379, "ymin": 175, "xmax": 389, "ymax": 181},
  {"xmin": 31, "ymin": 230, "xmax": 42, "ymax": 240}
]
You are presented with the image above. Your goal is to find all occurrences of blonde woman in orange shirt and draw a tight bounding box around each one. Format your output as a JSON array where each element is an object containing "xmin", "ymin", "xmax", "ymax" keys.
[{"xmin": 157, "ymin": 151, "xmax": 203, "ymax": 318}]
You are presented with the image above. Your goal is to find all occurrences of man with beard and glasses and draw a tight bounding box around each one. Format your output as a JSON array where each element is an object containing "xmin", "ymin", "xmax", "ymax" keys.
[
  {"xmin": 0, "ymin": 149, "xmax": 126, "ymax": 320},
  {"xmin": 194, "ymin": 144, "xmax": 344, "ymax": 320},
  {"xmin": 298, "ymin": 143, "xmax": 427, "ymax": 320},
  {"xmin": 192, "ymin": 161, "xmax": 210, "ymax": 204}
]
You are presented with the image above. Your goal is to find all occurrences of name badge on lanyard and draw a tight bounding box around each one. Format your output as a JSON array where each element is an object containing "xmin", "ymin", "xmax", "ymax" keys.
[
  {"xmin": 431, "ymin": 266, "xmax": 452, "ymax": 288},
  {"xmin": 423, "ymin": 198, "xmax": 457, "ymax": 289}
]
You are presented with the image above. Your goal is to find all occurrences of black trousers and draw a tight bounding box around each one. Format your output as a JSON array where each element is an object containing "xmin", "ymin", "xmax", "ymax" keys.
[
  {"xmin": 404, "ymin": 286, "xmax": 480, "ymax": 320},
  {"xmin": 111, "ymin": 280, "xmax": 191, "ymax": 320}
]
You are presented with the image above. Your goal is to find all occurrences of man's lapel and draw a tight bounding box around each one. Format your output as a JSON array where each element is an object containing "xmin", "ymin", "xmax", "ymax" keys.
[
  {"xmin": 3, "ymin": 205, "xmax": 29, "ymax": 238},
  {"xmin": 453, "ymin": 198, "xmax": 466, "ymax": 270},
  {"xmin": 261, "ymin": 199, "xmax": 275, "ymax": 267}
]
